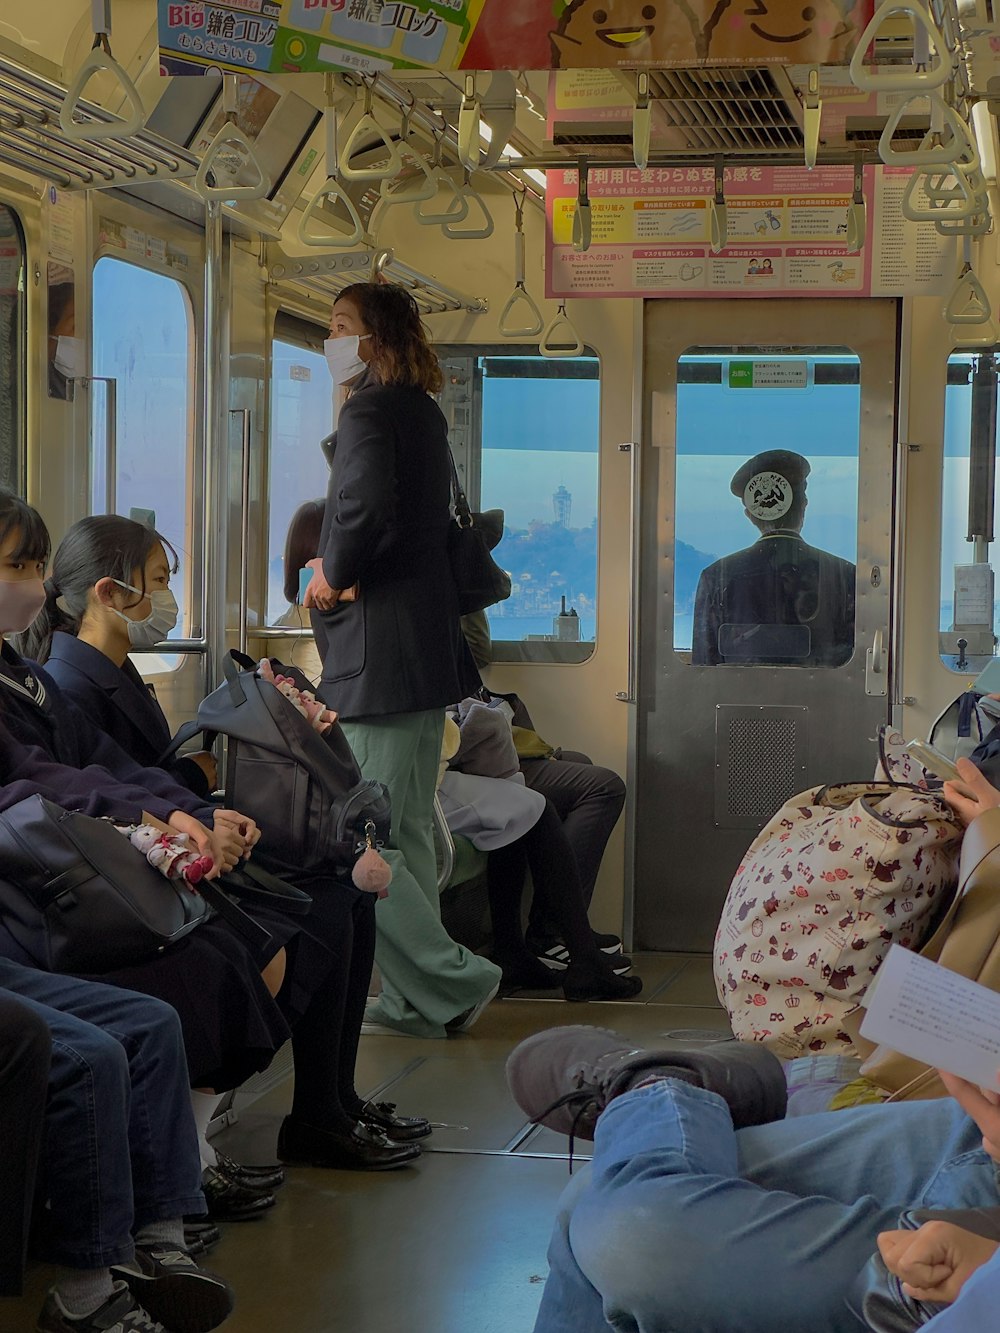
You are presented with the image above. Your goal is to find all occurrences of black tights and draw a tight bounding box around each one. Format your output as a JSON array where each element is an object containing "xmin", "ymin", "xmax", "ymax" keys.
[
  {"xmin": 275, "ymin": 879, "xmax": 375, "ymax": 1133},
  {"xmin": 487, "ymin": 799, "xmax": 600, "ymax": 969}
]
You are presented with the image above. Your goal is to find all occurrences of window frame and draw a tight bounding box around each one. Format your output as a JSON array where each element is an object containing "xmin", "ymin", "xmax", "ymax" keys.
[
  {"xmin": 437, "ymin": 342, "xmax": 603, "ymax": 667},
  {"xmin": 0, "ymin": 200, "xmax": 27, "ymax": 494},
  {"xmin": 90, "ymin": 251, "xmax": 202, "ymax": 645}
]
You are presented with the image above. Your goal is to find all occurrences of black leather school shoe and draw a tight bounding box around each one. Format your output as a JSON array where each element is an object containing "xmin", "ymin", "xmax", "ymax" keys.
[
  {"xmin": 357, "ymin": 1099, "xmax": 433, "ymax": 1141},
  {"xmin": 277, "ymin": 1116, "xmax": 422, "ymax": 1170},
  {"xmin": 213, "ymin": 1150, "xmax": 286, "ymax": 1193},
  {"xmin": 198, "ymin": 1166, "xmax": 276, "ymax": 1221}
]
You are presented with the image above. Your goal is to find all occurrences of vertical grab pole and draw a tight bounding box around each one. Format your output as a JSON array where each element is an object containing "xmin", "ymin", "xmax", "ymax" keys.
[
  {"xmin": 104, "ymin": 377, "xmax": 117, "ymax": 514},
  {"xmin": 234, "ymin": 408, "xmax": 252, "ymax": 656},
  {"xmin": 616, "ymin": 439, "xmax": 642, "ymax": 705},
  {"xmin": 203, "ymin": 199, "xmax": 228, "ymax": 689}
]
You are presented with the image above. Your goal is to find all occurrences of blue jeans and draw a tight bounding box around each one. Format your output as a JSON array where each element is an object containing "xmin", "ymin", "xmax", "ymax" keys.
[
  {"xmin": 535, "ymin": 1080, "xmax": 999, "ymax": 1333},
  {"xmin": 925, "ymin": 1246, "xmax": 1000, "ymax": 1330},
  {"xmin": 0, "ymin": 959, "xmax": 205, "ymax": 1269}
]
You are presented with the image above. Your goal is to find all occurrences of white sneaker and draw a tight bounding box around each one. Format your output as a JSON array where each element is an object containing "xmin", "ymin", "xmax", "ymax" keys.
[{"xmin": 445, "ymin": 981, "xmax": 501, "ymax": 1034}]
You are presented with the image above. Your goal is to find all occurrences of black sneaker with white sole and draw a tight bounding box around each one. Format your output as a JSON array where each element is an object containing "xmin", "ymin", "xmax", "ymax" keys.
[
  {"xmin": 110, "ymin": 1246, "xmax": 234, "ymax": 1333},
  {"xmin": 37, "ymin": 1282, "xmax": 168, "ymax": 1332},
  {"xmin": 530, "ymin": 936, "xmax": 633, "ymax": 975}
]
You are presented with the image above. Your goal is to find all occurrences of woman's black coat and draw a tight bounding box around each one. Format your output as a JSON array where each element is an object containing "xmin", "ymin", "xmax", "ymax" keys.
[{"xmin": 314, "ymin": 374, "xmax": 481, "ymax": 719}]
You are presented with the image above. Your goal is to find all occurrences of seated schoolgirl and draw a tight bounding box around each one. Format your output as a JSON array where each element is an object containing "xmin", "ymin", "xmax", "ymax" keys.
[{"xmin": 12, "ymin": 501, "xmax": 428, "ymax": 1171}]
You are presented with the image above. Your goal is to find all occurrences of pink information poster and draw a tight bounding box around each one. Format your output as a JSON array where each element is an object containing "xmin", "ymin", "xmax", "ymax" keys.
[{"xmin": 545, "ymin": 164, "xmax": 954, "ymax": 300}]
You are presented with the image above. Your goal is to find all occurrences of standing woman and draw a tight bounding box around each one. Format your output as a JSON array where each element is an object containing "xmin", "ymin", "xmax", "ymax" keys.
[{"xmin": 306, "ymin": 282, "xmax": 501, "ymax": 1039}]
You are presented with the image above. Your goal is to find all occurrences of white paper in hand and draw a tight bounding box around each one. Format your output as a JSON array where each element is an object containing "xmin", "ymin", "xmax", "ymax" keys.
[{"xmin": 860, "ymin": 945, "xmax": 1000, "ymax": 1090}]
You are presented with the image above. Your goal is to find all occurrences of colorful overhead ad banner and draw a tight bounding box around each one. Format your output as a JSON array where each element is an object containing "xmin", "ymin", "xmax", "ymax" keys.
[
  {"xmin": 158, "ymin": 0, "xmax": 875, "ymax": 76},
  {"xmin": 545, "ymin": 165, "xmax": 955, "ymax": 300}
]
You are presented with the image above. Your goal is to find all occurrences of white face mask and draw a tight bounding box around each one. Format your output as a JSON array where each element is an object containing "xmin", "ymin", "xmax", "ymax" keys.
[
  {"xmin": 0, "ymin": 578, "xmax": 46, "ymax": 635},
  {"xmin": 111, "ymin": 580, "xmax": 179, "ymax": 648},
  {"xmin": 53, "ymin": 335, "xmax": 85, "ymax": 380},
  {"xmin": 324, "ymin": 334, "xmax": 370, "ymax": 386}
]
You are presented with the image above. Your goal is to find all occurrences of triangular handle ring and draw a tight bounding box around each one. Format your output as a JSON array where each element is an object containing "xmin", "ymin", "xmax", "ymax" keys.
[
  {"xmin": 297, "ymin": 177, "xmax": 365, "ymax": 248},
  {"xmin": 945, "ymin": 265, "xmax": 993, "ymax": 323},
  {"xmin": 540, "ymin": 303, "xmax": 584, "ymax": 358},
  {"xmin": 444, "ymin": 179, "xmax": 494, "ymax": 239},
  {"xmin": 850, "ymin": 1, "xmax": 951, "ymax": 90},
  {"xmin": 415, "ymin": 171, "xmax": 469, "ymax": 225},
  {"xmin": 380, "ymin": 143, "xmax": 437, "ymax": 205},
  {"xmin": 339, "ymin": 90, "xmax": 402, "ymax": 183},
  {"xmin": 901, "ymin": 165, "xmax": 980, "ymax": 221},
  {"xmin": 709, "ymin": 201, "xmax": 728, "ymax": 253},
  {"xmin": 880, "ymin": 96, "xmax": 979, "ymax": 167},
  {"xmin": 500, "ymin": 285, "xmax": 544, "ymax": 338},
  {"xmin": 195, "ymin": 121, "xmax": 270, "ymax": 201},
  {"xmin": 60, "ymin": 42, "xmax": 146, "ymax": 142}
]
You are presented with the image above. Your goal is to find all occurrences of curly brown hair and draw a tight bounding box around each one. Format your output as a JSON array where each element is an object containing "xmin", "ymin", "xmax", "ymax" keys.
[{"xmin": 334, "ymin": 283, "xmax": 443, "ymax": 394}]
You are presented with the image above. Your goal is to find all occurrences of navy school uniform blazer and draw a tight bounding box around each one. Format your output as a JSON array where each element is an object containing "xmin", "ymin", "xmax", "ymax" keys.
[
  {"xmin": 0, "ymin": 643, "xmax": 214, "ymax": 827},
  {"xmin": 44, "ymin": 632, "xmax": 212, "ymax": 798}
]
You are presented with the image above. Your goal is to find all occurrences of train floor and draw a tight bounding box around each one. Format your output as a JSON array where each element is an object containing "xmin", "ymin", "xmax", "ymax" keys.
[{"xmin": 8, "ymin": 953, "xmax": 730, "ymax": 1333}]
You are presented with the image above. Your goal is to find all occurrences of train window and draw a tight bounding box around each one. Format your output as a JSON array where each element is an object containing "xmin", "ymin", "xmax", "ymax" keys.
[
  {"xmin": 675, "ymin": 350, "xmax": 860, "ymax": 667},
  {"xmin": 92, "ymin": 258, "xmax": 196, "ymax": 635},
  {"xmin": 439, "ymin": 349, "xmax": 600, "ymax": 665},
  {"xmin": 0, "ymin": 203, "xmax": 26, "ymax": 491},
  {"xmin": 940, "ymin": 351, "xmax": 1000, "ymax": 672},
  {"xmin": 266, "ymin": 327, "xmax": 331, "ymax": 627}
]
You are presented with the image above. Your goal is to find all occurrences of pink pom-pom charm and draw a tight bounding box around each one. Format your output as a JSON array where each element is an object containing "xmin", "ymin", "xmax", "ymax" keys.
[{"xmin": 352, "ymin": 846, "xmax": 391, "ymax": 899}]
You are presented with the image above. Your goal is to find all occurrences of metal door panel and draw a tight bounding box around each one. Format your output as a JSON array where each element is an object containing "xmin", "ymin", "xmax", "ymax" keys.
[{"xmin": 634, "ymin": 299, "xmax": 898, "ymax": 952}]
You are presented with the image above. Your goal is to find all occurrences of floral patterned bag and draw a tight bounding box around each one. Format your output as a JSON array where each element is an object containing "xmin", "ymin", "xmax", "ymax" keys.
[{"xmin": 714, "ymin": 782, "xmax": 964, "ymax": 1058}]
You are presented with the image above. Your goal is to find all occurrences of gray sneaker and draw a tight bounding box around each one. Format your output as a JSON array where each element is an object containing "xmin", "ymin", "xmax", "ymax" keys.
[
  {"xmin": 110, "ymin": 1247, "xmax": 233, "ymax": 1333},
  {"xmin": 37, "ymin": 1283, "xmax": 168, "ymax": 1332},
  {"xmin": 506, "ymin": 1024, "xmax": 787, "ymax": 1139}
]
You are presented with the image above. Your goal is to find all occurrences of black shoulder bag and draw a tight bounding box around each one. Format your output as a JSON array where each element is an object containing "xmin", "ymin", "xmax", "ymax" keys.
[{"xmin": 446, "ymin": 452, "xmax": 512, "ymax": 616}]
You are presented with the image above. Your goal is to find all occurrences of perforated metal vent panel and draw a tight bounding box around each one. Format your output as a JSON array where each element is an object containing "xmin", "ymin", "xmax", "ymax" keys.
[{"xmin": 714, "ymin": 704, "xmax": 808, "ymax": 829}]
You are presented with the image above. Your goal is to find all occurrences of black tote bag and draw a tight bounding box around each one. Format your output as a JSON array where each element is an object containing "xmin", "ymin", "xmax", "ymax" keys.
[
  {"xmin": 0, "ymin": 796, "xmax": 209, "ymax": 973},
  {"xmin": 447, "ymin": 452, "xmax": 512, "ymax": 616}
]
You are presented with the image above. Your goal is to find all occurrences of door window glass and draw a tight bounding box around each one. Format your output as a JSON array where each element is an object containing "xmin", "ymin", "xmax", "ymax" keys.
[
  {"xmin": 675, "ymin": 350, "xmax": 860, "ymax": 667},
  {"xmin": 92, "ymin": 257, "xmax": 196, "ymax": 635},
  {"xmin": 439, "ymin": 350, "xmax": 600, "ymax": 665},
  {"xmin": 266, "ymin": 337, "xmax": 333, "ymax": 627},
  {"xmin": 940, "ymin": 351, "xmax": 999, "ymax": 671},
  {"xmin": 0, "ymin": 204, "xmax": 25, "ymax": 491}
]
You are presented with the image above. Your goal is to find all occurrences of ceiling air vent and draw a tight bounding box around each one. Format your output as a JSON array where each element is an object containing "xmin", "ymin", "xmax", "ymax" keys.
[{"xmin": 649, "ymin": 66, "xmax": 804, "ymax": 153}]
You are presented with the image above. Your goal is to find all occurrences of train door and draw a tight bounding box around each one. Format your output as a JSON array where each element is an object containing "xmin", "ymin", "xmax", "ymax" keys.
[{"xmin": 633, "ymin": 298, "xmax": 899, "ymax": 952}]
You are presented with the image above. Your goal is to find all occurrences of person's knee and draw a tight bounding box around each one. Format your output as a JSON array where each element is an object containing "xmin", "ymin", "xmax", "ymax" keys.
[{"xmin": 0, "ymin": 997, "xmax": 52, "ymax": 1077}]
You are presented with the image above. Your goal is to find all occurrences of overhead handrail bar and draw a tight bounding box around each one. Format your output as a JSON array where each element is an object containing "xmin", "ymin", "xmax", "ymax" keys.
[
  {"xmin": 572, "ymin": 161, "xmax": 592, "ymax": 253},
  {"xmin": 880, "ymin": 94, "xmax": 980, "ymax": 166},
  {"xmin": 803, "ymin": 67, "xmax": 822, "ymax": 170},
  {"xmin": 849, "ymin": 0, "xmax": 952, "ymax": 90},
  {"xmin": 499, "ymin": 190, "xmax": 544, "ymax": 338},
  {"xmin": 709, "ymin": 156, "xmax": 728, "ymax": 252},
  {"xmin": 443, "ymin": 169, "xmax": 495, "ymax": 239},
  {"xmin": 457, "ymin": 73, "xmax": 481, "ymax": 172},
  {"xmin": 60, "ymin": 0, "xmax": 146, "ymax": 142},
  {"xmin": 633, "ymin": 72, "xmax": 652, "ymax": 171},
  {"xmin": 414, "ymin": 135, "xmax": 469, "ymax": 225},
  {"xmin": 480, "ymin": 71, "xmax": 517, "ymax": 171},
  {"xmin": 846, "ymin": 154, "xmax": 867, "ymax": 250},
  {"xmin": 540, "ymin": 301, "xmax": 584, "ymax": 358},
  {"xmin": 195, "ymin": 74, "xmax": 270, "ymax": 202},
  {"xmin": 298, "ymin": 74, "xmax": 365, "ymax": 249},
  {"xmin": 380, "ymin": 104, "xmax": 437, "ymax": 205},
  {"xmin": 338, "ymin": 82, "xmax": 401, "ymax": 183}
]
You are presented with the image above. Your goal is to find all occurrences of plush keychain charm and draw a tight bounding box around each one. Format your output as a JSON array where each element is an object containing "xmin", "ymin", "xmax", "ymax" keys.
[
  {"xmin": 352, "ymin": 819, "xmax": 391, "ymax": 899},
  {"xmin": 258, "ymin": 658, "xmax": 338, "ymax": 733},
  {"xmin": 118, "ymin": 823, "xmax": 215, "ymax": 886}
]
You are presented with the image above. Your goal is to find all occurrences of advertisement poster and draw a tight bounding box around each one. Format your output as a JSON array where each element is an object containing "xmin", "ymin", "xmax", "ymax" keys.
[
  {"xmin": 159, "ymin": 0, "xmax": 875, "ymax": 76},
  {"xmin": 545, "ymin": 163, "xmax": 954, "ymax": 300}
]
